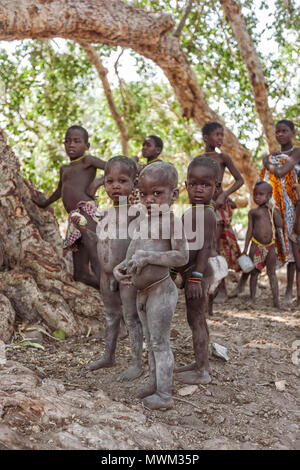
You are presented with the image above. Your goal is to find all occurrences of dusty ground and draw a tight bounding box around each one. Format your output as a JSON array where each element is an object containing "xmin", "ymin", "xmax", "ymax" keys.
[{"xmin": 2, "ymin": 272, "xmax": 300, "ymax": 450}]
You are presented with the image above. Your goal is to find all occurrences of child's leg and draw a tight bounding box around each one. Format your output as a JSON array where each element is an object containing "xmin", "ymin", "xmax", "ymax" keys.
[
  {"xmin": 135, "ymin": 291, "xmax": 157, "ymax": 399},
  {"xmin": 142, "ymin": 278, "xmax": 177, "ymax": 410},
  {"xmin": 87, "ymin": 273, "xmax": 122, "ymax": 370},
  {"xmin": 214, "ymin": 222, "xmax": 228, "ymax": 302},
  {"xmin": 80, "ymin": 216, "xmax": 101, "ymax": 287},
  {"xmin": 285, "ymin": 262, "xmax": 295, "ymax": 303},
  {"xmin": 72, "ymin": 243, "xmax": 99, "ymax": 289},
  {"xmin": 265, "ymin": 246, "xmax": 279, "ymax": 308},
  {"xmin": 292, "ymin": 242, "xmax": 300, "ymax": 306},
  {"xmin": 249, "ymin": 269, "xmax": 259, "ymax": 303},
  {"xmin": 175, "ymin": 292, "xmax": 211, "ymax": 385},
  {"xmin": 117, "ymin": 285, "xmax": 143, "ymax": 382},
  {"xmin": 229, "ymin": 272, "xmax": 250, "ymax": 297}
]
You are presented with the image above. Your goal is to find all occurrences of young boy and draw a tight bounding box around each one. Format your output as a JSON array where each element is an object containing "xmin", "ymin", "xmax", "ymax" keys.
[
  {"xmin": 201, "ymin": 122, "xmax": 244, "ymax": 301},
  {"xmin": 128, "ymin": 135, "xmax": 164, "ymax": 205},
  {"xmin": 114, "ymin": 162, "xmax": 189, "ymax": 410},
  {"xmin": 173, "ymin": 156, "xmax": 219, "ymax": 385},
  {"xmin": 83, "ymin": 156, "xmax": 143, "ymax": 381},
  {"xmin": 236, "ymin": 181, "xmax": 283, "ymax": 308},
  {"xmin": 32, "ymin": 125, "xmax": 106, "ymax": 288}
]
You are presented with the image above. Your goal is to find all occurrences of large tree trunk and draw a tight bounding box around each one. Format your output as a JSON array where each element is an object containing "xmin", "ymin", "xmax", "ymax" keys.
[
  {"xmin": 0, "ymin": 130, "xmax": 104, "ymax": 340},
  {"xmin": 219, "ymin": 0, "xmax": 277, "ymax": 152},
  {"xmin": 0, "ymin": 0, "xmax": 257, "ymax": 191}
]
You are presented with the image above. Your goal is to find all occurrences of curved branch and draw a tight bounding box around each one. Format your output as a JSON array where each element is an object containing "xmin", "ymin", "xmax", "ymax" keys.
[{"xmin": 78, "ymin": 41, "xmax": 129, "ymax": 155}]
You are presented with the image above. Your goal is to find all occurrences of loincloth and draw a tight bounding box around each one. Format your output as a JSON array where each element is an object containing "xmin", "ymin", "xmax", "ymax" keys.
[
  {"xmin": 64, "ymin": 200, "xmax": 98, "ymax": 252},
  {"xmin": 217, "ymin": 199, "xmax": 241, "ymax": 271},
  {"xmin": 251, "ymin": 237, "xmax": 274, "ymax": 272}
]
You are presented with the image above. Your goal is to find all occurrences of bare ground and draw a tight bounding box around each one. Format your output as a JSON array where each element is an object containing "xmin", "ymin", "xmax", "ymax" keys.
[{"xmin": 1, "ymin": 272, "xmax": 299, "ymax": 450}]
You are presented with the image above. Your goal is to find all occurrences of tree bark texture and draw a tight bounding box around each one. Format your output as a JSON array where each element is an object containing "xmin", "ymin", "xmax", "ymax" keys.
[
  {"xmin": 78, "ymin": 41, "xmax": 130, "ymax": 156},
  {"xmin": 219, "ymin": 0, "xmax": 277, "ymax": 153},
  {"xmin": 0, "ymin": 130, "xmax": 104, "ymax": 340},
  {"xmin": 0, "ymin": 0, "xmax": 257, "ymax": 191}
]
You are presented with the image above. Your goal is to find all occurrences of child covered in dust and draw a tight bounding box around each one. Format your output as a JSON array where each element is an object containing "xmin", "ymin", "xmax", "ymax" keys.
[
  {"xmin": 82, "ymin": 156, "xmax": 144, "ymax": 382},
  {"xmin": 172, "ymin": 156, "xmax": 219, "ymax": 385},
  {"xmin": 235, "ymin": 181, "xmax": 283, "ymax": 308},
  {"xmin": 32, "ymin": 125, "xmax": 106, "ymax": 289},
  {"xmin": 114, "ymin": 162, "xmax": 189, "ymax": 410}
]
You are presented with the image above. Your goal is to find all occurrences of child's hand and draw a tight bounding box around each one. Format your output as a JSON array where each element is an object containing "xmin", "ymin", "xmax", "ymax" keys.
[
  {"xmin": 127, "ymin": 250, "xmax": 149, "ymax": 275},
  {"xmin": 70, "ymin": 212, "xmax": 87, "ymax": 230},
  {"xmin": 185, "ymin": 280, "xmax": 203, "ymax": 300},
  {"xmin": 113, "ymin": 265, "xmax": 132, "ymax": 286},
  {"xmin": 293, "ymin": 183, "xmax": 300, "ymax": 199},
  {"xmin": 32, "ymin": 192, "xmax": 47, "ymax": 208}
]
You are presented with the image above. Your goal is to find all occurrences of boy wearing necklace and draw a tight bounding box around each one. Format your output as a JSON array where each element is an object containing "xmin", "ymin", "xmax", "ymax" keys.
[
  {"xmin": 32, "ymin": 125, "xmax": 106, "ymax": 288},
  {"xmin": 173, "ymin": 156, "xmax": 219, "ymax": 385},
  {"xmin": 200, "ymin": 122, "xmax": 244, "ymax": 302}
]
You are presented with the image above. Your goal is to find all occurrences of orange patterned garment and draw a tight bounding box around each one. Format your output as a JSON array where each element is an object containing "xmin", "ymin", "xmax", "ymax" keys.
[{"xmin": 260, "ymin": 154, "xmax": 297, "ymax": 266}]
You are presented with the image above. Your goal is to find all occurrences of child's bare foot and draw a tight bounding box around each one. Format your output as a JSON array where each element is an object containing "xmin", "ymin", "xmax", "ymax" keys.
[
  {"xmin": 214, "ymin": 290, "xmax": 228, "ymax": 304},
  {"xmin": 86, "ymin": 357, "xmax": 116, "ymax": 371},
  {"xmin": 283, "ymin": 292, "xmax": 293, "ymax": 305},
  {"xmin": 143, "ymin": 393, "xmax": 174, "ymax": 410},
  {"xmin": 174, "ymin": 362, "xmax": 196, "ymax": 373},
  {"xmin": 136, "ymin": 383, "xmax": 156, "ymax": 399},
  {"xmin": 117, "ymin": 364, "xmax": 143, "ymax": 382},
  {"xmin": 175, "ymin": 368, "xmax": 211, "ymax": 385}
]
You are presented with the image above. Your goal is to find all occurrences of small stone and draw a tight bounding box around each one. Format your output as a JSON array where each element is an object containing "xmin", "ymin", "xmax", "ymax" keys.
[
  {"xmin": 178, "ymin": 385, "xmax": 198, "ymax": 396},
  {"xmin": 275, "ymin": 380, "xmax": 287, "ymax": 392}
]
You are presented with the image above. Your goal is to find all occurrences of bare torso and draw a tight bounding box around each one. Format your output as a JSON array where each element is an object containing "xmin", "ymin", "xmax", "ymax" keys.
[
  {"xmin": 251, "ymin": 206, "xmax": 274, "ymax": 245},
  {"xmin": 61, "ymin": 161, "xmax": 97, "ymax": 212}
]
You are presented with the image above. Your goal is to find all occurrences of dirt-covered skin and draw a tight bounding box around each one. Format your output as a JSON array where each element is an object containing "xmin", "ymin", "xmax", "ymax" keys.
[{"xmin": 4, "ymin": 273, "xmax": 300, "ymax": 450}]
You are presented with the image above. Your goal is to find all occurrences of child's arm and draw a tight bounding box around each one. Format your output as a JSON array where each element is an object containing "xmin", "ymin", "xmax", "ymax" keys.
[
  {"xmin": 215, "ymin": 153, "xmax": 244, "ymax": 208},
  {"xmin": 127, "ymin": 217, "xmax": 189, "ymax": 275},
  {"xmin": 263, "ymin": 150, "xmax": 300, "ymax": 178},
  {"xmin": 185, "ymin": 209, "xmax": 215, "ymax": 300},
  {"xmin": 242, "ymin": 210, "xmax": 254, "ymax": 255},
  {"xmin": 86, "ymin": 176, "xmax": 105, "ymax": 198},
  {"xmin": 273, "ymin": 207, "xmax": 283, "ymax": 229},
  {"xmin": 32, "ymin": 167, "xmax": 63, "ymax": 208},
  {"xmin": 83, "ymin": 155, "xmax": 106, "ymax": 170}
]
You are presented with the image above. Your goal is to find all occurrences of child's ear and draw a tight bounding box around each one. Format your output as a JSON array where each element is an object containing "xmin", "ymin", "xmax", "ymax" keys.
[{"xmin": 172, "ymin": 187, "xmax": 179, "ymax": 202}]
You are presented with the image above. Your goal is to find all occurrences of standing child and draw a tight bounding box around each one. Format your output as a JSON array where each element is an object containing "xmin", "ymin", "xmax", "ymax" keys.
[
  {"xmin": 201, "ymin": 122, "xmax": 244, "ymax": 301},
  {"xmin": 114, "ymin": 162, "xmax": 189, "ymax": 410},
  {"xmin": 83, "ymin": 156, "xmax": 143, "ymax": 381},
  {"xmin": 173, "ymin": 156, "xmax": 219, "ymax": 385},
  {"xmin": 32, "ymin": 125, "xmax": 106, "ymax": 288},
  {"xmin": 262, "ymin": 120, "xmax": 300, "ymax": 303},
  {"xmin": 237, "ymin": 181, "xmax": 283, "ymax": 308},
  {"xmin": 290, "ymin": 183, "xmax": 300, "ymax": 306}
]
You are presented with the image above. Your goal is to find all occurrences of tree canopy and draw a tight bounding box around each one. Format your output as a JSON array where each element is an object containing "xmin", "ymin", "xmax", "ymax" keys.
[{"xmin": 0, "ymin": 0, "xmax": 299, "ymax": 220}]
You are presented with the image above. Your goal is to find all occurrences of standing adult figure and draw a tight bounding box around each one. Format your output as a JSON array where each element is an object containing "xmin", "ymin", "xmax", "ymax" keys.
[{"xmin": 261, "ymin": 120, "xmax": 300, "ymax": 304}]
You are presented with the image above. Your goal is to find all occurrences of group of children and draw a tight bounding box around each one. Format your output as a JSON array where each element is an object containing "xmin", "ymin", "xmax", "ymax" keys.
[{"xmin": 32, "ymin": 119, "xmax": 300, "ymax": 410}]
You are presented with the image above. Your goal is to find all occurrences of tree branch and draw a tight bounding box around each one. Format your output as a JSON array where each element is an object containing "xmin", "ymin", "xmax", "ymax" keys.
[{"xmin": 174, "ymin": 0, "xmax": 194, "ymax": 38}]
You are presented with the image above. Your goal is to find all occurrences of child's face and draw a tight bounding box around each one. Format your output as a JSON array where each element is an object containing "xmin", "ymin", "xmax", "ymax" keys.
[
  {"xmin": 142, "ymin": 137, "xmax": 161, "ymax": 160},
  {"xmin": 104, "ymin": 164, "xmax": 135, "ymax": 205},
  {"xmin": 275, "ymin": 123, "xmax": 294, "ymax": 146},
  {"xmin": 64, "ymin": 129, "xmax": 89, "ymax": 160},
  {"xmin": 139, "ymin": 173, "xmax": 178, "ymax": 215},
  {"xmin": 186, "ymin": 166, "xmax": 216, "ymax": 204},
  {"xmin": 204, "ymin": 127, "xmax": 224, "ymax": 149},
  {"xmin": 253, "ymin": 187, "xmax": 272, "ymax": 206}
]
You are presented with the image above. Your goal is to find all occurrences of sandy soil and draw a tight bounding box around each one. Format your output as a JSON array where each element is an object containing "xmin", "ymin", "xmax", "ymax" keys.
[{"xmin": 5, "ymin": 272, "xmax": 300, "ymax": 450}]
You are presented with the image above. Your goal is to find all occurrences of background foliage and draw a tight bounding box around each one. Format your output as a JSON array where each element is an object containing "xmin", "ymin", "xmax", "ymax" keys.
[{"xmin": 0, "ymin": 0, "xmax": 299, "ymax": 224}]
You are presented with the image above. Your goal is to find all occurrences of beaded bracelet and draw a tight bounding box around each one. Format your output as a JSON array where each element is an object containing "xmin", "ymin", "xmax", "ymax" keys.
[{"xmin": 188, "ymin": 271, "xmax": 203, "ymax": 284}]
